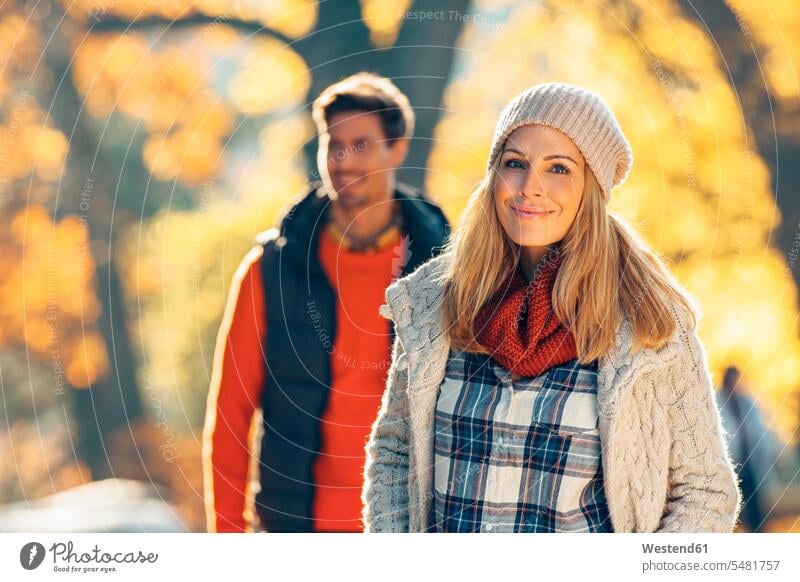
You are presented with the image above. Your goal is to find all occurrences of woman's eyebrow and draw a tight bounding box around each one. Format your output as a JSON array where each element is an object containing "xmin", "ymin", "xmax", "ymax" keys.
[
  {"xmin": 502, "ymin": 148, "xmax": 580, "ymax": 166},
  {"xmin": 543, "ymin": 154, "xmax": 580, "ymax": 165}
]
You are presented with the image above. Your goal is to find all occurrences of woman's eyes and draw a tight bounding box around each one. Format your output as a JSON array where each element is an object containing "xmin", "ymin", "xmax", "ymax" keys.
[{"xmin": 503, "ymin": 159, "xmax": 570, "ymax": 174}]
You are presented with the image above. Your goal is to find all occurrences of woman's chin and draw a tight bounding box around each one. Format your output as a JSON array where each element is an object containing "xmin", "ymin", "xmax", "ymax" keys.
[{"xmin": 504, "ymin": 228, "xmax": 561, "ymax": 249}]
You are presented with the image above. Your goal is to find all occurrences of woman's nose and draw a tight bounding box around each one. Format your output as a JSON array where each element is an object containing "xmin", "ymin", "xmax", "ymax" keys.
[{"xmin": 520, "ymin": 169, "xmax": 544, "ymax": 197}]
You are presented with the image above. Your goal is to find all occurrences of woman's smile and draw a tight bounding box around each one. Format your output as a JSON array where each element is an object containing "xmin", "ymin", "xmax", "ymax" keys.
[{"xmin": 510, "ymin": 204, "xmax": 556, "ymax": 220}]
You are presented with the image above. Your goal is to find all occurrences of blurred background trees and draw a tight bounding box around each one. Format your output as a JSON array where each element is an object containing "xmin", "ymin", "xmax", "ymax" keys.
[{"xmin": 1, "ymin": 0, "xmax": 798, "ymax": 531}]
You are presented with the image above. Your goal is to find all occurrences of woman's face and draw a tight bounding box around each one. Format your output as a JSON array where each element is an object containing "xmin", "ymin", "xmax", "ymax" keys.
[{"xmin": 494, "ymin": 124, "xmax": 586, "ymax": 262}]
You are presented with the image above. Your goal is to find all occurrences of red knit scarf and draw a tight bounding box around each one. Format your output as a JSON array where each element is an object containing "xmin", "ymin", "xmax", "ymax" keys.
[{"xmin": 473, "ymin": 252, "xmax": 577, "ymax": 378}]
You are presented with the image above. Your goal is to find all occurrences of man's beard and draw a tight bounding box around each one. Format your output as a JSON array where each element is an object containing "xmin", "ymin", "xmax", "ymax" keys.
[
  {"xmin": 335, "ymin": 190, "xmax": 370, "ymax": 209},
  {"xmin": 329, "ymin": 176, "xmax": 370, "ymax": 208}
]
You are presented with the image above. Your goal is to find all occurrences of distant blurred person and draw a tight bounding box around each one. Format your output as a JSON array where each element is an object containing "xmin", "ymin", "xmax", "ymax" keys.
[
  {"xmin": 202, "ymin": 72, "xmax": 450, "ymax": 532},
  {"xmin": 717, "ymin": 366, "xmax": 780, "ymax": 532}
]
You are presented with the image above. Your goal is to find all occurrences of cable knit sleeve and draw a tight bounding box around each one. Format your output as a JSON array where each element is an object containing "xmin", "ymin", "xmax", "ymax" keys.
[
  {"xmin": 362, "ymin": 327, "xmax": 411, "ymax": 532},
  {"xmin": 656, "ymin": 323, "xmax": 742, "ymax": 533}
]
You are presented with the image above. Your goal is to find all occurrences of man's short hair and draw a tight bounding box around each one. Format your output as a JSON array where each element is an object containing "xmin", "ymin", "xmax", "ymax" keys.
[{"xmin": 312, "ymin": 72, "xmax": 415, "ymax": 142}]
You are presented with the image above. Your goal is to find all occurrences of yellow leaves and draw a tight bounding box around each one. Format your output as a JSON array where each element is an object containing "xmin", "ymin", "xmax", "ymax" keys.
[
  {"xmin": 66, "ymin": 332, "xmax": 110, "ymax": 388},
  {"xmin": 244, "ymin": 0, "xmax": 317, "ymax": 39},
  {"xmin": 7, "ymin": 208, "xmax": 99, "ymax": 317},
  {"xmin": 257, "ymin": 114, "xmax": 315, "ymax": 171},
  {"xmin": 679, "ymin": 80, "xmax": 743, "ymax": 144},
  {"xmin": 24, "ymin": 318, "xmax": 52, "ymax": 353},
  {"xmin": 726, "ymin": 0, "xmax": 800, "ymax": 100},
  {"xmin": 120, "ymin": 130, "xmax": 307, "ymax": 418},
  {"xmin": 72, "ymin": 34, "xmax": 153, "ymax": 119},
  {"xmin": 73, "ymin": 34, "xmax": 214, "ymax": 128},
  {"xmin": 675, "ymin": 251, "xmax": 800, "ymax": 439},
  {"xmin": 117, "ymin": 197, "xmax": 262, "ymax": 407},
  {"xmin": 0, "ymin": 12, "xmax": 44, "ymax": 72},
  {"xmin": 636, "ymin": 0, "xmax": 718, "ymax": 72},
  {"xmin": 143, "ymin": 126, "xmax": 224, "ymax": 185},
  {"xmin": 29, "ymin": 126, "xmax": 70, "ymax": 181},
  {"xmin": 235, "ymin": 114, "xmax": 315, "ymax": 215},
  {"xmin": 186, "ymin": 97, "xmax": 234, "ymax": 138},
  {"xmin": 0, "ymin": 99, "xmax": 69, "ymax": 184},
  {"xmin": 73, "ymin": 32, "xmax": 236, "ymax": 185},
  {"xmin": 145, "ymin": 51, "xmax": 221, "ymax": 129},
  {"xmin": 0, "ymin": 206, "xmax": 108, "ymax": 387},
  {"xmin": 426, "ymin": 113, "xmax": 491, "ymax": 221},
  {"xmin": 765, "ymin": 50, "xmax": 800, "ymax": 101},
  {"xmin": 644, "ymin": 187, "xmax": 719, "ymax": 256},
  {"xmin": 230, "ymin": 37, "xmax": 310, "ymax": 115},
  {"xmin": 66, "ymin": 0, "xmax": 193, "ymax": 21},
  {"xmin": 66, "ymin": 0, "xmax": 317, "ymax": 40},
  {"xmin": 67, "ymin": 11, "xmax": 315, "ymax": 190},
  {"xmin": 361, "ymin": 0, "xmax": 413, "ymax": 47}
]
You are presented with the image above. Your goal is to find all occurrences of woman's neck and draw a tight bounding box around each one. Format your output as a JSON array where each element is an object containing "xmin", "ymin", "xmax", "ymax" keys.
[{"xmin": 519, "ymin": 245, "xmax": 558, "ymax": 281}]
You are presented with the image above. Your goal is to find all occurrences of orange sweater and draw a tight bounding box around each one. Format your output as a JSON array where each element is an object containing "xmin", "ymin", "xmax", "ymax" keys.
[{"xmin": 203, "ymin": 228, "xmax": 399, "ymax": 532}]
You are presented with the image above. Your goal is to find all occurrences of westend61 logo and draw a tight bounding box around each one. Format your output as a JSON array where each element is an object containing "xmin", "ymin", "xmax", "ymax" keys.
[{"xmin": 19, "ymin": 541, "xmax": 158, "ymax": 574}]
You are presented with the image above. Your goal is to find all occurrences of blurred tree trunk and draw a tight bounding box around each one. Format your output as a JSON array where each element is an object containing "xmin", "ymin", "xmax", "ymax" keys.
[
  {"xmin": 675, "ymin": 0, "xmax": 800, "ymax": 293},
  {"xmin": 385, "ymin": 0, "xmax": 471, "ymax": 190},
  {"xmin": 43, "ymin": 14, "xmax": 144, "ymax": 479},
  {"xmin": 292, "ymin": 0, "xmax": 377, "ymax": 176}
]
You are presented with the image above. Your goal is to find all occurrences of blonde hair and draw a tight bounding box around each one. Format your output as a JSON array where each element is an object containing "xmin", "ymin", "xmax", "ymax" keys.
[{"xmin": 441, "ymin": 159, "xmax": 697, "ymax": 362}]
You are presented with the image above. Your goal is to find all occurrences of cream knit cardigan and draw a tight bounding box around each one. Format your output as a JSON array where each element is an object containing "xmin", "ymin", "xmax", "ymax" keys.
[{"xmin": 362, "ymin": 253, "xmax": 741, "ymax": 533}]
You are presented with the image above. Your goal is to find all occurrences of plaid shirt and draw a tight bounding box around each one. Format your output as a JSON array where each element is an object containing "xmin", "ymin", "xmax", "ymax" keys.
[{"xmin": 432, "ymin": 350, "xmax": 613, "ymax": 533}]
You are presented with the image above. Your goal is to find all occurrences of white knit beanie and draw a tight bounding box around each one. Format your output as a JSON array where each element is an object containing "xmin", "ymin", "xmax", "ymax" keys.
[{"xmin": 487, "ymin": 82, "xmax": 633, "ymax": 198}]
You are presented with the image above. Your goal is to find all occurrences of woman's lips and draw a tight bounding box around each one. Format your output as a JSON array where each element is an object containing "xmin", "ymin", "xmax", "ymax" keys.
[{"xmin": 511, "ymin": 205, "xmax": 554, "ymax": 219}]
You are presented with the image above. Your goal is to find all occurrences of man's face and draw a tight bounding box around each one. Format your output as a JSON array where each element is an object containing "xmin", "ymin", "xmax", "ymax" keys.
[{"xmin": 318, "ymin": 111, "xmax": 409, "ymax": 209}]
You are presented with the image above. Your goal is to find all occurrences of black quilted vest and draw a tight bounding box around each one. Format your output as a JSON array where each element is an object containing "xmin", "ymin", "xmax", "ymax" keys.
[{"xmin": 254, "ymin": 182, "xmax": 449, "ymax": 531}]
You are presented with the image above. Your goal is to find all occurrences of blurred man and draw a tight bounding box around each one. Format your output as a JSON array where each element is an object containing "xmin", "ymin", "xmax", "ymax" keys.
[{"xmin": 202, "ymin": 72, "xmax": 450, "ymax": 532}]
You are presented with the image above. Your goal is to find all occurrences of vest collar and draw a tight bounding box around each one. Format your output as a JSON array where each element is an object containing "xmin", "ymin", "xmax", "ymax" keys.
[{"xmin": 276, "ymin": 182, "xmax": 450, "ymax": 278}]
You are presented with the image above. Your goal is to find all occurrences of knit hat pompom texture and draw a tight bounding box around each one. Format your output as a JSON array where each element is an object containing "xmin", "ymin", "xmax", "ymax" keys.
[{"xmin": 487, "ymin": 83, "xmax": 633, "ymax": 197}]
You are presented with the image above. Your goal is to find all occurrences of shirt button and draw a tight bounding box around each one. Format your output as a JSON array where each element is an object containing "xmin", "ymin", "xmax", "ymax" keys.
[
  {"xmin": 497, "ymin": 437, "xmax": 504, "ymax": 445},
  {"xmin": 486, "ymin": 524, "xmax": 493, "ymax": 531}
]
